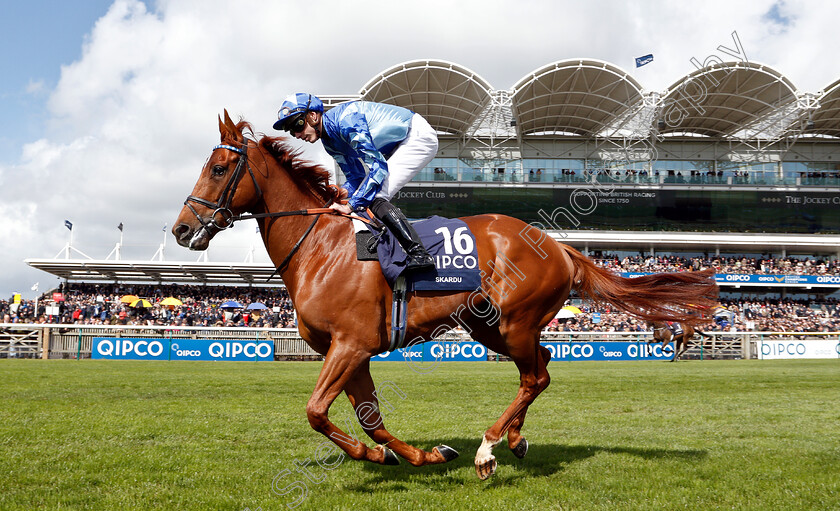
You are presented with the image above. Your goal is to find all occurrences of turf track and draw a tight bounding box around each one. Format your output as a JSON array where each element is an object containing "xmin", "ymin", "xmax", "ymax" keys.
[{"xmin": 1, "ymin": 359, "xmax": 838, "ymax": 510}]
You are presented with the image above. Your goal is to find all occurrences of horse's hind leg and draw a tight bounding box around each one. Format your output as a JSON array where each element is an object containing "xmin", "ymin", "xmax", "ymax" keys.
[
  {"xmin": 343, "ymin": 361, "xmax": 458, "ymax": 467},
  {"xmin": 676, "ymin": 334, "xmax": 691, "ymax": 360},
  {"xmin": 475, "ymin": 330, "xmax": 550, "ymax": 480},
  {"xmin": 506, "ymin": 344, "xmax": 551, "ymax": 459}
]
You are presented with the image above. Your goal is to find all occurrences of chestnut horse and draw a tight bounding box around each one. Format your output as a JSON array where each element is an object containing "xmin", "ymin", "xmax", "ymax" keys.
[
  {"xmin": 648, "ymin": 321, "xmax": 694, "ymax": 361},
  {"xmin": 172, "ymin": 111, "xmax": 719, "ymax": 480},
  {"xmin": 648, "ymin": 320, "xmax": 717, "ymax": 361}
]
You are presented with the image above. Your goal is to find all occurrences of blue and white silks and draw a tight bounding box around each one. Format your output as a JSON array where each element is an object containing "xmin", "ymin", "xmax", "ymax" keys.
[{"xmin": 321, "ymin": 101, "xmax": 421, "ymax": 210}]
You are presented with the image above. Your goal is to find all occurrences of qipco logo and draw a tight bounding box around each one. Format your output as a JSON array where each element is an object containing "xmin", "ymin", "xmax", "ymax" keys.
[
  {"xmin": 429, "ymin": 342, "xmax": 486, "ymax": 360},
  {"xmin": 208, "ymin": 341, "xmax": 273, "ymax": 359},
  {"xmin": 171, "ymin": 343, "xmax": 202, "ymax": 358},
  {"xmin": 96, "ymin": 339, "xmax": 165, "ymax": 358}
]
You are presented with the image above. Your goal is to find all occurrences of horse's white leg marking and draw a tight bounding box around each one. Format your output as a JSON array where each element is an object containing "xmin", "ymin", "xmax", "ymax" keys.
[{"xmin": 475, "ymin": 434, "xmax": 501, "ymax": 466}]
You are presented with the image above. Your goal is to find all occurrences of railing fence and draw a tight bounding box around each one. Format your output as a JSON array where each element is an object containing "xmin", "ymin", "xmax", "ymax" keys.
[{"xmin": 1, "ymin": 323, "xmax": 837, "ymax": 360}]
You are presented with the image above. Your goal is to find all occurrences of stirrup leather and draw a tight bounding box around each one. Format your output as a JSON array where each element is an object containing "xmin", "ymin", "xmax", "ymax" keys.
[{"xmin": 389, "ymin": 276, "xmax": 408, "ymax": 351}]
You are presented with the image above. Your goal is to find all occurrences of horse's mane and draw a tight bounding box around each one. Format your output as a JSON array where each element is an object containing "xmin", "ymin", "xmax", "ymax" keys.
[{"xmin": 236, "ymin": 121, "xmax": 346, "ymax": 204}]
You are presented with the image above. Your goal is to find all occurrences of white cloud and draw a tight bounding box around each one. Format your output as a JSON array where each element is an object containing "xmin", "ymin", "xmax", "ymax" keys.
[
  {"xmin": 2, "ymin": 0, "xmax": 839, "ymax": 296},
  {"xmin": 25, "ymin": 79, "xmax": 46, "ymax": 95}
]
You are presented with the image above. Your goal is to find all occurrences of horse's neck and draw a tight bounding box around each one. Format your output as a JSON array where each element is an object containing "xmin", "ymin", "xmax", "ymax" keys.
[
  {"xmin": 262, "ymin": 161, "xmax": 324, "ymax": 213},
  {"xmin": 256, "ymin": 161, "xmax": 349, "ymax": 294}
]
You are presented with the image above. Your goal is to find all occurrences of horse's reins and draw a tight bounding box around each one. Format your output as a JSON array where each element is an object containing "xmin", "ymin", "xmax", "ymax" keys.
[{"xmin": 184, "ymin": 142, "xmax": 376, "ymax": 280}]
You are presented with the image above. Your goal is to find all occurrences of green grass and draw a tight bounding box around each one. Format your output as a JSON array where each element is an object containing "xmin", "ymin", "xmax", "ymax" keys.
[{"xmin": 1, "ymin": 359, "xmax": 838, "ymax": 510}]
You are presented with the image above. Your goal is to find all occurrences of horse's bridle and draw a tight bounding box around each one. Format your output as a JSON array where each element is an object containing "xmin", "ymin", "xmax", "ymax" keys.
[{"xmin": 184, "ymin": 142, "xmax": 262, "ymax": 232}]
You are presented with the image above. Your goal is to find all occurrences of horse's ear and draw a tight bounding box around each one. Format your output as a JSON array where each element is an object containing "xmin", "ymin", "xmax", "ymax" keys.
[
  {"xmin": 218, "ymin": 114, "xmax": 227, "ymax": 139},
  {"xmin": 223, "ymin": 109, "xmax": 243, "ymax": 143}
]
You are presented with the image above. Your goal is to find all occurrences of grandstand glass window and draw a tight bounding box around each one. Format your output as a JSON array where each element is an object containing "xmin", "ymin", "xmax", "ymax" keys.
[
  {"xmin": 419, "ymin": 157, "xmax": 459, "ymax": 181},
  {"xmin": 783, "ymin": 161, "xmax": 840, "ymax": 185},
  {"xmin": 718, "ymin": 161, "xmax": 783, "ymax": 185},
  {"xmin": 521, "ymin": 158, "xmax": 586, "ymax": 183},
  {"xmin": 453, "ymin": 159, "xmax": 522, "ymax": 183}
]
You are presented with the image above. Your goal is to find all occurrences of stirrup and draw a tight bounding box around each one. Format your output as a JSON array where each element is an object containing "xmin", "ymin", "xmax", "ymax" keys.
[{"xmin": 405, "ymin": 252, "xmax": 435, "ymax": 272}]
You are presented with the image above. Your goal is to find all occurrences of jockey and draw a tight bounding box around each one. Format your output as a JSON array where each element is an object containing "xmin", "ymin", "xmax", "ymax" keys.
[
  {"xmin": 274, "ymin": 93, "xmax": 436, "ymax": 273},
  {"xmin": 712, "ymin": 304, "xmax": 735, "ymax": 329},
  {"xmin": 665, "ymin": 321, "xmax": 683, "ymax": 336}
]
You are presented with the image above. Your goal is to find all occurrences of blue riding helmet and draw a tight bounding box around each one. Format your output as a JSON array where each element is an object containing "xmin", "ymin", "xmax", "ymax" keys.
[{"xmin": 273, "ymin": 93, "xmax": 324, "ymax": 131}]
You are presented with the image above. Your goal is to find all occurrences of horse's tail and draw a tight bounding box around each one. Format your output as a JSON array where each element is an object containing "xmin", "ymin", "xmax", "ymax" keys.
[
  {"xmin": 695, "ymin": 329, "xmax": 714, "ymax": 338},
  {"xmin": 561, "ymin": 245, "xmax": 718, "ymax": 326}
]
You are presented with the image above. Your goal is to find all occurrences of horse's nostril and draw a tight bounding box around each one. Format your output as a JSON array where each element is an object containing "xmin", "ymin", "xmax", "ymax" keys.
[{"xmin": 174, "ymin": 223, "xmax": 192, "ymax": 239}]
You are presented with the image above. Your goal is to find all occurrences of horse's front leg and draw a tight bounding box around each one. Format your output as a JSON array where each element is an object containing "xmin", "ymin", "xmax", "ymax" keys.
[
  {"xmin": 343, "ymin": 360, "xmax": 459, "ymax": 467},
  {"xmin": 305, "ymin": 341, "xmax": 393, "ymax": 465}
]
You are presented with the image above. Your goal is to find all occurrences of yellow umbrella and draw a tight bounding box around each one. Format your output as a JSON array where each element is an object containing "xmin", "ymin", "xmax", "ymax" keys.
[
  {"xmin": 561, "ymin": 305, "xmax": 582, "ymax": 314},
  {"xmin": 130, "ymin": 299, "xmax": 153, "ymax": 308},
  {"xmin": 160, "ymin": 297, "xmax": 183, "ymax": 307},
  {"xmin": 120, "ymin": 294, "xmax": 139, "ymax": 304}
]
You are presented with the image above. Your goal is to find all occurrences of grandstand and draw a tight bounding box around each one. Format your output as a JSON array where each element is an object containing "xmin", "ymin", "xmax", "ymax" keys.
[{"xmin": 24, "ymin": 58, "xmax": 840, "ymax": 307}]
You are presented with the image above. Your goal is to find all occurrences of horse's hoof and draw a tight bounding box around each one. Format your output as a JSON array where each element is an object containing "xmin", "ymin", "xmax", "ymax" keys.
[
  {"xmin": 475, "ymin": 456, "xmax": 497, "ymax": 480},
  {"xmin": 380, "ymin": 446, "xmax": 400, "ymax": 465},
  {"xmin": 511, "ymin": 437, "xmax": 529, "ymax": 459},
  {"xmin": 435, "ymin": 444, "xmax": 459, "ymax": 463}
]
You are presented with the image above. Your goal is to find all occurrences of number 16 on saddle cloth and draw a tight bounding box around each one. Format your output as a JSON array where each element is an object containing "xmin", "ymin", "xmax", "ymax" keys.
[{"xmin": 371, "ymin": 215, "xmax": 482, "ymax": 292}]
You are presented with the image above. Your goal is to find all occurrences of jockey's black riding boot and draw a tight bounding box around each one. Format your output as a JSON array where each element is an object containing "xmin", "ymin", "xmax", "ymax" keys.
[{"xmin": 370, "ymin": 198, "xmax": 435, "ymax": 273}]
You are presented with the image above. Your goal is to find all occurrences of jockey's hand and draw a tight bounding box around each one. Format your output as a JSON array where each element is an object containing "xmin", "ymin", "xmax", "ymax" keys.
[{"xmin": 329, "ymin": 203, "xmax": 352, "ymax": 215}]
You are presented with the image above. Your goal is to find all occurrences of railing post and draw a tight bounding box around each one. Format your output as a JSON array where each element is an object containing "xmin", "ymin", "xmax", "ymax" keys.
[
  {"xmin": 742, "ymin": 332, "xmax": 750, "ymax": 359},
  {"xmin": 758, "ymin": 333, "xmax": 763, "ymax": 360},
  {"xmin": 41, "ymin": 327, "xmax": 50, "ymax": 360}
]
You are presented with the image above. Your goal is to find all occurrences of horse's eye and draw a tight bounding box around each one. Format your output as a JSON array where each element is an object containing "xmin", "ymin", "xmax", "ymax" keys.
[{"xmin": 211, "ymin": 165, "xmax": 226, "ymax": 177}]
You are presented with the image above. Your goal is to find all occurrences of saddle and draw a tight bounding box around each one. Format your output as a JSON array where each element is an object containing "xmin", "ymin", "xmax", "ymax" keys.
[
  {"xmin": 355, "ymin": 214, "xmax": 482, "ymax": 351},
  {"xmin": 666, "ymin": 321, "xmax": 684, "ymax": 336}
]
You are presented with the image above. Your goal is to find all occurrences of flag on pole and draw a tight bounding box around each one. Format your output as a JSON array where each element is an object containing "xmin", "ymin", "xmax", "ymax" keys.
[
  {"xmin": 31, "ymin": 282, "xmax": 39, "ymax": 292},
  {"xmin": 635, "ymin": 54, "xmax": 654, "ymax": 67},
  {"xmin": 162, "ymin": 224, "xmax": 167, "ymax": 232},
  {"xmin": 118, "ymin": 222, "xmax": 124, "ymax": 232},
  {"xmin": 64, "ymin": 220, "xmax": 73, "ymax": 231}
]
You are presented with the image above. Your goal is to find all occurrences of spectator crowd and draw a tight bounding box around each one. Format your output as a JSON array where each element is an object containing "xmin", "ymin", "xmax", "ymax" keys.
[
  {"xmin": 2, "ymin": 253, "xmax": 840, "ymax": 333},
  {"xmin": 544, "ymin": 298, "xmax": 840, "ymax": 333},
  {"xmin": 1, "ymin": 283, "xmax": 296, "ymax": 328},
  {"xmin": 592, "ymin": 254, "xmax": 840, "ymax": 276}
]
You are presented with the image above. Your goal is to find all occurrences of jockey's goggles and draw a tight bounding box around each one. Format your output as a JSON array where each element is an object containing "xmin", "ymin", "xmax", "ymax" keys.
[
  {"xmin": 275, "ymin": 94, "xmax": 313, "ymax": 133},
  {"xmin": 283, "ymin": 113, "xmax": 308, "ymax": 134}
]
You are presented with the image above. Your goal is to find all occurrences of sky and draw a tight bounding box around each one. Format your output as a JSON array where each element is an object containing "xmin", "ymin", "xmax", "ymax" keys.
[{"xmin": 1, "ymin": 0, "xmax": 838, "ymax": 298}]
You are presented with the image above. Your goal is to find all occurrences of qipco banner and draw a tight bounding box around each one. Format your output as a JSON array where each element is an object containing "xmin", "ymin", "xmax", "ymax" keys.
[
  {"xmin": 541, "ymin": 341, "xmax": 673, "ymax": 361},
  {"xmin": 92, "ymin": 337, "xmax": 274, "ymax": 361},
  {"xmin": 373, "ymin": 341, "xmax": 487, "ymax": 362},
  {"xmin": 758, "ymin": 340, "xmax": 840, "ymax": 360}
]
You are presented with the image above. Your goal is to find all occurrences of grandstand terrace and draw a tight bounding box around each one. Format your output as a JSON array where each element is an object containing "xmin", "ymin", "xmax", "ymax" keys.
[{"xmin": 23, "ymin": 58, "xmax": 840, "ymax": 314}]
